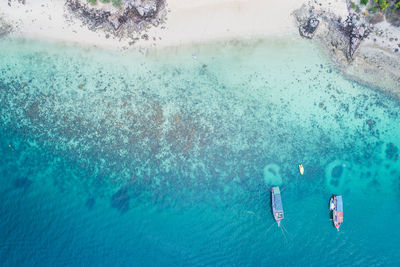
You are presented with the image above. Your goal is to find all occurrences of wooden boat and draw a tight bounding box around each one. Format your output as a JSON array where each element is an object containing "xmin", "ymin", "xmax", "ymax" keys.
[
  {"xmin": 298, "ymin": 164, "xmax": 304, "ymax": 175},
  {"xmin": 330, "ymin": 195, "xmax": 343, "ymax": 231},
  {"xmin": 271, "ymin": 186, "xmax": 284, "ymax": 227},
  {"xmin": 329, "ymin": 197, "xmax": 335, "ymax": 211}
]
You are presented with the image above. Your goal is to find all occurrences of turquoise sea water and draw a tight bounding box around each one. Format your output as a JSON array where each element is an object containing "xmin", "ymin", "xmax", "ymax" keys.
[{"xmin": 0, "ymin": 37, "xmax": 399, "ymax": 266}]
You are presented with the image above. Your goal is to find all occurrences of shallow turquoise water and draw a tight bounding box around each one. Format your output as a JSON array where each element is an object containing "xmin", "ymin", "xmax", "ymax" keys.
[{"xmin": 0, "ymin": 37, "xmax": 399, "ymax": 266}]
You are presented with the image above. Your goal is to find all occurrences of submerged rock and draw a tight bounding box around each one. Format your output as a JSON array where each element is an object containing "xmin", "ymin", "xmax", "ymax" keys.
[
  {"xmin": 263, "ymin": 164, "xmax": 283, "ymax": 186},
  {"xmin": 111, "ymin": 187, "xmax": 130, "ymax": 213},
  {"xmin": 385, "ymin": 143, "xmax": 398, "ymax": 160},
  {"xmin": 331, "ymin": 165, "xmax": 343, "ymax": 178},
  {"xmin": 85, "ymin": 197, "xmax": 96, "ymax": 210},
  {"xmin": 14, "ymin": 177, "xmax": 33, "ymax": 189},
  {"xmin": 299, "ymin": 17, "xmax": 320, "ymax": 39}
]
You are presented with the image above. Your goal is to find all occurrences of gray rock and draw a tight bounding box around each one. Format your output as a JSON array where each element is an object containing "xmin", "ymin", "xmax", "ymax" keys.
[
  {"xmin": 108, "ymin": 14, "xmax": 121, "ymax": 30},
  {"xmin": 342, "ymin": 13, "xmax": 370, "ymax": 60},
  {"xmin": 369, "ymin": 13, "xmax": 384, "ymax": 25},
  {"xmin": 0, "ymin": 23, "xmax": 12, "ymax": 38},
  {"xmin": 125, "ymin": 0, "xmax": 158, "ymax": 17},
  {"xmin": 299, "ymin": 17, "xmax": 320, "ymax": 39},
  {"xmin": 66, "ymin": 0, "xmax": 166, "ymax": 38}
]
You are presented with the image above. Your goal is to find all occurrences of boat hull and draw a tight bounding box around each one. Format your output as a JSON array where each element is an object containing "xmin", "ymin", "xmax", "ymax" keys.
[
  {"xmin": 299, "ymin": 164, "xmax": 304, "ymax": 175},
  {"xmin": 271, "ymin": 186, "xmax": 284, "ymax": 227},
  {"xmin": 331, "ymin": 195, "xmax": 343, "ymax": 231}
]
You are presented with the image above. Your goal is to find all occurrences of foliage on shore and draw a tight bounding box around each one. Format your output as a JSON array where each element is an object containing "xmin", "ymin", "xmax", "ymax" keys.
[
  {"xmin": 87, "ymin": 0, "xmax": 122, "ymax": 8},
  {"xmin": 350, "ymin": 0, "xmax": 400, "ymax": 26},
  {"xmin": 350, "ymin": 0, "xmax": 400, "ymax": 12}
]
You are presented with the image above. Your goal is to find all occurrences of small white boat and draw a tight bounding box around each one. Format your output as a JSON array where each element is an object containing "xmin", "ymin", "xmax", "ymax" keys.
[{"xmin": 298, "ymin": 164, "xmax": 304, "ymax": 175}]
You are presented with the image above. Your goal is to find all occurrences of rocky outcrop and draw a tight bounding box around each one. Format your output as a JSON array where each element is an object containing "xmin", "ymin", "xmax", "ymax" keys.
[
  {"xmin": 293, "ymin": 3, "xmax": 400, "ymax": 99},
  {"xmin": 6, "ymin": 0, "xmax": 25, "ymax": 6},
  {"xmin": 66, "ymin": 0, "xmax": 165, "ymax": 33},
  {"xmin": 0, "ymin": 20, "xmax": 12, "ymax": 38},
  {"xmin": 68, "ymin": 0, "xmax": 111, "ymax": 29},
  {"xmin": 341, "ymin": 13, "xmax": 370, "ymax": 60},
  {"xmin": 125, "ymin": 0, "xmax": 158, "ymax": 17},
  {"xmin": 295, "ymin": 5, "xmax": 373, "ymax": 60},
  {"xmin": 299, "ymin": 17, "xmax": 320, "ymax": 39}
]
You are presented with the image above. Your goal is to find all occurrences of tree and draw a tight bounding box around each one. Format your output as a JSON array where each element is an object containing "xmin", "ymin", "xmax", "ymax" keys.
[{"xmin": 378, "ymin": 0, "xmax": 390, "ymax": 11}]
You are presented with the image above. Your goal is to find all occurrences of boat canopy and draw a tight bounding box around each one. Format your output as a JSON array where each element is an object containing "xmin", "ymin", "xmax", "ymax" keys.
[
  {"xmin": 274, "ymin": 194, "xmax": 283, "ymax": 211},
  {"xmin": 273, "ymin": 187, "xmax": 280, "ymax": 195},
  {"xmin": 336, "ymin": 196, "xmax": 343, "ymax": 211}
]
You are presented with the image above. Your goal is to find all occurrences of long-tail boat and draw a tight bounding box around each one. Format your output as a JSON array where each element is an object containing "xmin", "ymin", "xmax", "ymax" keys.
[
  {"xmin": 330, "ymin": 195, "xmax": 343, "ymax": 231},
  {"xmin": 271, "ymin": 186, "xmax": 284, "ymax": 227}
]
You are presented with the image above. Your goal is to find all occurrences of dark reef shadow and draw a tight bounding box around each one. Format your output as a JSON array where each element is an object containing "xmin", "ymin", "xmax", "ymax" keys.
[
  {"xmin": 332, "ymin": 165, "xmax": 343, "ymax": 178},
  {"xmin": 85, "ymin": 197, "xmax": 96, "ymax": 210},
  {"xmin": 111, "ymin": 187, "xmax": 130, "ymax": 214},
  {"xmin": 14, "ymin": 177, "xmax": 33, "ymax": 190}
]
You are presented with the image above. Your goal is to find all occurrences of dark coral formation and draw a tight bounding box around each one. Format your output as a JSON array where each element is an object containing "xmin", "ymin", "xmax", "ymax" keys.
[{"xmin": 385, "ymin": 142, "xmax": 398, "ymax": 160}]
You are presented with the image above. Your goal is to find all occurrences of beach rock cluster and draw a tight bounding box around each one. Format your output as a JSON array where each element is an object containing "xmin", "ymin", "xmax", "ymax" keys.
[
  {"xmin": 294, "ymin": 2, "xmax": 400, "ymax": 99},
  {"xmin": 296, "ymin": 10, "xmax": 370, "ymax": 60},
  {"xmin": 0, "ymin": 20, "xmax": 12, "ymax": 38},
  {"xmin": 68, "ymin": 0, "xmax": 112, "ymax": 29},
  {"xmin": 299, "ymin": 17, "xmax": 320, "ymax": 39},
  {"xmin": 341, "ymin": 13, "xmax": 370, "ymax": 60},
  {"xmin": 125, "ymin": 0, "xmax": 158, "ymax": 17},
  {"xmin": 66, "ymin": 0, "xmax": 165, "ymax": 33},
  {"xmin": 7, "ymin": 0, "xmax": 25, "ymax": 6},
  {"xmin": 386, "ymin": 11, "xmax": 400, "ymax": 27}
]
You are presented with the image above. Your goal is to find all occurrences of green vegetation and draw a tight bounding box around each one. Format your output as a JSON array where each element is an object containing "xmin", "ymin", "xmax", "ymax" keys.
[
  {"xmin": 112, "ymin": 0, "xmax": 122, "ymax": 7},
  {"xmin": 369, "ymin": 6, "xmax": 379, "ymax": 12},
  {"xmin": 378, "ymin": 0, "xmax": 390, "ymax": 11},
  {"xmin": 86, "ymin": 0, "xmax": 122, "ymax": 7},
  {"xmin": 354, "ymin": 0, "xmax": 400, "ymax": 12}
]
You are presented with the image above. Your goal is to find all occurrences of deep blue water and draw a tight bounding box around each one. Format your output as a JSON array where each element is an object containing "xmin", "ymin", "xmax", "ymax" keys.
[{"xmin": 0, "ymin": 38, "xmax": 400, "ymax": 266}]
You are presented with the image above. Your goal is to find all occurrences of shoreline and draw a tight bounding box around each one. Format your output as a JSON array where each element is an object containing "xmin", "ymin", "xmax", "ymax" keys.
[
  {"xmin": 0, "ymin": 0, "xmax": 305, "ymax": 50},
  {"xmin": 1, "ymin": 0, "xmax": 400, "ymax": 98},
  {"xmin": 293, "ymin": 1, "xmax": 400, "ymax": 99}
]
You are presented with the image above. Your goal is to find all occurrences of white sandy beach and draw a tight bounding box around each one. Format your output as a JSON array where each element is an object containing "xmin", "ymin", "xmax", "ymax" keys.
[
  {"xmin": 2, "ymin": 0, "xmax": 399, "ymax": 96},
  {"xmin": 0, "ymin": 0, "xmax": 308, "ymax": 49}
]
